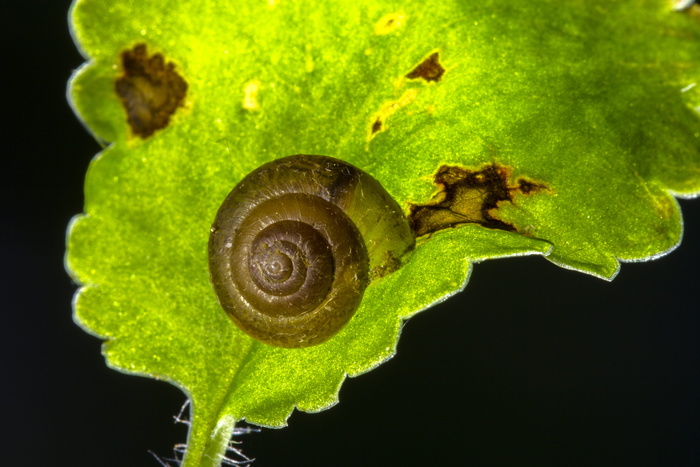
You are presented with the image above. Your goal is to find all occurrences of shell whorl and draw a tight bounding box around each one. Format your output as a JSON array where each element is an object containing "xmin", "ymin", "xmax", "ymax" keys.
[{"xmin": 209, "ymin": 155, "xmax": 414, "ymax": 348}]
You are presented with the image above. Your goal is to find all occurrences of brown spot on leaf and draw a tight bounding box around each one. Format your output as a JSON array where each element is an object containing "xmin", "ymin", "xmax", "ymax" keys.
[
  {"xmin": 374, "ymin": 12, "xmax": 406, "ymax": 35},
  {"xmin": 517, "ymin": 178, "xmax": 547, "ymax": 195},
  {"xmin": 367, "ymin": 89, "xmax": 417, "ymax": 141},
  {"xmin": 406, "ymin": 52, "xmax": 445, "ymax": 82},
  {"xmin": 115, "ymin": 44, "xmax": 188, "ymax": 138},
  {"xmin": 408, "ymin": 164, "xmax": 548, "ymax": 237}
]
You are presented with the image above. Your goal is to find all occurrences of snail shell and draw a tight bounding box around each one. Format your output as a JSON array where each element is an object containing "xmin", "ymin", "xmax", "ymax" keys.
[{"xmin": 209, "ymin": 154, "xmax": 415, "ymax": 348}]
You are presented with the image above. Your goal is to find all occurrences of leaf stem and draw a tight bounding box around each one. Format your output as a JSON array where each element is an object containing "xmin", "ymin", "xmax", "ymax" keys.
[{"xmin": 183, "ymin": 413, "xmax": 236, "ymax": 467}]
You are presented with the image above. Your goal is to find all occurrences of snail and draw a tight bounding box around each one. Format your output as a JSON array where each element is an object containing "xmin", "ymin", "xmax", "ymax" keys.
[{"xmin": 208, "ymin": 154, "xmax": 415, "ymax": 348}]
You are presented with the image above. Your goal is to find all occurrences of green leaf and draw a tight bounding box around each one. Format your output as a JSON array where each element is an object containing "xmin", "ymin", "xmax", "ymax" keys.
[{"xmin": 66, "ymin": 0, "xmax": 700, "ymax": 464}]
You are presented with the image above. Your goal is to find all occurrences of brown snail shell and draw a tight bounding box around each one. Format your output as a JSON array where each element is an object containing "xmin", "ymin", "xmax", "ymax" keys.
[{"xmin": 209, "ymin": 155, "xmax": 414, "ymax": 348}]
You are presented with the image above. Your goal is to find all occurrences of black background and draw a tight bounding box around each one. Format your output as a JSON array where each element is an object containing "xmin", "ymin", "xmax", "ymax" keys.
[{"xmin": 3, "ymin": 1, "xmax": 700, "ymax": 466}]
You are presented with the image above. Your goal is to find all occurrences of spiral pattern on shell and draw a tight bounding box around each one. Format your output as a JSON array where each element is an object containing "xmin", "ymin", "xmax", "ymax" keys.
[{"xmin": 209, "ymin": 155, "xmax": 415, "ymax": 348}]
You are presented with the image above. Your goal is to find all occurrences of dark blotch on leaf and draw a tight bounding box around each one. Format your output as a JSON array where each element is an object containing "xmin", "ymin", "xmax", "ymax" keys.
[
  {"xmin": 517, "ymin": 178, "xmax": 545, "ymax": 195},
  {"xmin": 115, "ymin": 44, "xmax": 188, "ymax": 138},
  {"xmin": 371, "ymin": 118, "xmax": 383, "ymax": 134},
  {"xmin": 409, "ymin": 164, "xmax": 548, "ymax": 237},
  {"xmin": 406, "ymin": 52, "xmax": 445, "ymax": 82}
]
